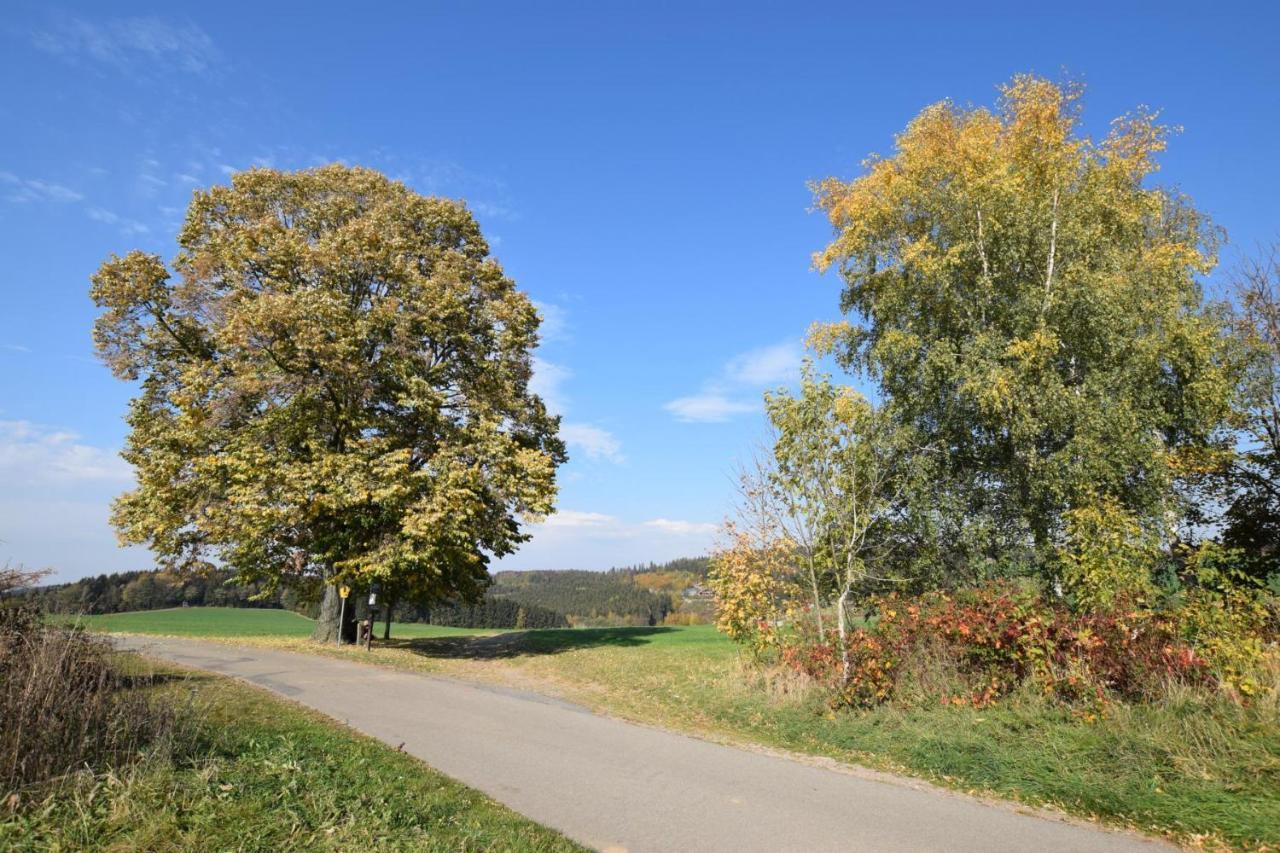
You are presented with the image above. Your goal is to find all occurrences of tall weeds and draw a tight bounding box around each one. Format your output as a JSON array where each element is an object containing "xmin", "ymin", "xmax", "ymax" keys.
[{"xmin": 1, "ymin": 567, "xmax": 182, "ymax": 802}]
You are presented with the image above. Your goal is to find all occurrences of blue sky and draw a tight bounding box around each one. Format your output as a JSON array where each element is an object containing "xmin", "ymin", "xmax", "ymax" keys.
[{"xmin": 2, "ymin": 2, "xmax": 1277, "ymax": 581}]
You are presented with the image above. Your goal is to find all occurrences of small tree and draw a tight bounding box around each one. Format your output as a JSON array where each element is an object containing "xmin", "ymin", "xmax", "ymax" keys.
[
  {"xmin": 708, "ymin": 522, "xmax": 797, "ymax": 658},
  {"xmin": 763, "ymin": 364, "xmax": 907, "ymax": 685},
  {"xmin": 91, "ymin": 165, "xmax": 565, "ymax": 643}
]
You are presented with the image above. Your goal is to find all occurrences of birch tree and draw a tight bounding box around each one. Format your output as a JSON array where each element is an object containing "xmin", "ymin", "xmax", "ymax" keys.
[{"xmin": 813, "ymin": 76, "xmax": 1236, "ymax": 584}]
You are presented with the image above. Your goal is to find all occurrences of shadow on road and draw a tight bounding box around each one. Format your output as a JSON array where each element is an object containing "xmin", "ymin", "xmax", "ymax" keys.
[{"xmin": 382, "ymin": 626, "xmax": 675, "ymax": 660}]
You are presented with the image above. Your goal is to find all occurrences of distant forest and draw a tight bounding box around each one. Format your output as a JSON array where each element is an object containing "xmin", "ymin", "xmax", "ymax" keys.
[
  {"xmin": 490, "ymin": 557, "xmax": 711, "ymax": 626},
  {"xmin": 18, "ymin": 557, "xmax": 712, "ymax": 628}
]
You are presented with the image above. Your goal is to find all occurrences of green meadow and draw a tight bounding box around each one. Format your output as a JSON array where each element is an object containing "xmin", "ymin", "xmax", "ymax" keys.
[{"xmin": 66, "ymin": 606, "xmax": 497, "ymax": 639}]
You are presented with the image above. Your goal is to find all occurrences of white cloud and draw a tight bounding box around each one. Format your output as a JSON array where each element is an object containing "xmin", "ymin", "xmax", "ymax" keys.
[
  {"xmin": 644, "ymin": 518, "xmax": 718, "ymax": 536},
  {"xmin": 0, "ymin": 421, "xmax": 131, "ymax": 486},
  {"xmin": 2, "ymin": 344, "xmax": 32, "ymax": 353},
  {"xmin": 725, "ymin": 341, "xmax": 802, "ymax": 385},
  {"xmin": 32, "ymin": 16, "xmax": 221, "ymax": 74},
  {"xmin": 469, "ymin": 199, "xmax": 515, "ymax": 220},
  {"xmin": 497, "ymin": 510, "xmax": 717, "ymax": 569},
  {"xmin": 664, "ymin": 339, "xmax": 801, "ymax": 424},
  {"xmin": 0, "ymin": 171, "xmax": 84, "ymax": 204},
  {"xmin": 540, "ymin": 510, "xmax": 618, "ymax": 529},
  {"xmin": 533, "ymin": 301, "xmax": 568, "ymax": 342},
  {"xmin": 86, "ymin": 207, "xmax": 150, "ymax": 235},
  {"xmin": 663, "ymin": 394, "xmax": 756, "ymax": 423},
  {"xmin": 530, "ymin": 357, "xmax": 571, "ymax": 416},
  {"xmin": 530, "ymin": 355, "xmax": 624, "ymax": 464},
  {"xmin": 561, "ymin": 423, "xmax": 624, "ymax": 464}
]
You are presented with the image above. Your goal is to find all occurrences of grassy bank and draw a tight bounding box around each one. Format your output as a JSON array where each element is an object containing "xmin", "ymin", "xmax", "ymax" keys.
[
  {"xmin": 69, "ymin": 609, "xmax": 1279, "ymax": 848},
  {"xmin": 151, "ymin": 617, "xmax": 1279, "ymax": 850},
  {"xmin": 1, "ymin": 653, "xmax": 580, "ymax": 851}
]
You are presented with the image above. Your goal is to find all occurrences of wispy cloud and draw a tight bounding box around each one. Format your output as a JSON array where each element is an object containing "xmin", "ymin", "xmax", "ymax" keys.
[
  {"xmin": 560, "ymin": 423, "xmax": 625, "ymax": 464},
  {"xmin": 0, "ymin": 420, "xmax": 131, "ymax": 486},
  {"xmin": 31, "ymin": 15, "xmax": 221, "ymax": 74},
  {"xmin": 87, "ymin": 207, "xmax": 150, "ymax": 235},
  {"xmin": 531, "ymin": 357, "xmax": 572, "ymax": 416},
  {"xmin": 531, "ymin": 355, "xmax": 624, "ymax": 465},
  {"xmin": 0, "ymin": 422, "xmax": 143, "ymax": 579},
  {"xmin": 533, "ymin": 301, "xmax": 569, "ymax": 343},
  {"xmin": 540, "ymin": 510, "xmax": 618, "ymax": 529},
  {"xmin": 644, "ymin": 518, "xmax": 717, "ymax": 536},
  {"xmin": 663, "ymin": 394, "xmax": 757, "ymax": 423},
  {"xmin": 534, "ymin": 510, "xmax": 716, "ymax": 540},
  {"xmin": 0, "ymin": 171, "xmax": 83, "ymax": 204},
  {"xmin": 664, "ymin": 339, "xmax": 802, "ymax": 423},
  {"xmin": 725, "ymin": 341, "xmax": 802, "ymax": 385},
  {"xmin": 1, "ymin": 344, "xmax": 32, "ymax": 354},
  {"xmin": 0, "ymin": 170, "xmax": 155, "ymax": 235},
  {"xmin": 500, "ymin": 509, "xmax": 717, "ymax": 569}
]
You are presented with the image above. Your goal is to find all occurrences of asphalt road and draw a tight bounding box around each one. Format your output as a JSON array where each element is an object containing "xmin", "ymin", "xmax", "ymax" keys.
[{"xmin": 116, "ymin": 636, "xmax": 1172, "ymax": 853}]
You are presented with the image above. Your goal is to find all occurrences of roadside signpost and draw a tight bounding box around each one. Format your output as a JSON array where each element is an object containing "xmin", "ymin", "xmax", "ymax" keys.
[
  {"xmin": 366, "ymin": 584, "xmax": 380, "ymax": 651},
  {"xmin": 337, "ymin": 585, "xmax": 350, "ymax": 646}
]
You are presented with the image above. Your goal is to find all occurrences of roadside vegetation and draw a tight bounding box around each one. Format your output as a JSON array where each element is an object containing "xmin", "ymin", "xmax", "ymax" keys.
[
  {"xmin": 1, "ymin": 570, "xmax": 579, "ymax": 851},
  {"xmin": 691, "ymin": 76, "xmax": 1280, "ymax": 848},
  {"xmin": 129, "ymin": 618, "xmax": 1277, "ymax": 849}
]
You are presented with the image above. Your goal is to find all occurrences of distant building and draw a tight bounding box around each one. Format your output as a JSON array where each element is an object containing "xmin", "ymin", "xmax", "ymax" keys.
[{"xmin": 682, "ymin": 584, "xmax": 715, "ymax": 600}]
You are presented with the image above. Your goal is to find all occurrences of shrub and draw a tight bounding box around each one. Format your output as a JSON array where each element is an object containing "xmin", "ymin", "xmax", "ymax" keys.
[
  {"xmin": 708, "ymin": 525, "xmax": 799, "ymax": 657},
  {"xmin": 1059, "ymin": 497, "xmax": 1157, "ymax": 611},
  {"xmin": 1174, "ymin": 543, "xmax": 1273, "ymax": 696},
  {"xmin": 775, "ymin": 582, "xmax": 1244, "ymax": 710}
]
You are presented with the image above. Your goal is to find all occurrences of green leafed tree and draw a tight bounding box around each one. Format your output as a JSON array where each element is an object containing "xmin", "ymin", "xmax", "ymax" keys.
[
  {"xmin": 812, "ymin": 76, "xmax": 1238, "ymax": 591},
  {"xmin": 91, "ymin": 165, "xmax": 565, "ymax": 642},
  {"xmin": 1221, "ymin": 244, "xmax": 1280, "ymax": 580}
]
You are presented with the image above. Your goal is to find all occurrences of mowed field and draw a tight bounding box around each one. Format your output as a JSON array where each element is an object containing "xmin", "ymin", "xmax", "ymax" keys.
[
  {"xmin": 88, "ymin": 607, "xmax": 1280, "ymax": 850},
  {"xmin": 68, "ymin": 607, "xmax": 497, "ymax": 639}
]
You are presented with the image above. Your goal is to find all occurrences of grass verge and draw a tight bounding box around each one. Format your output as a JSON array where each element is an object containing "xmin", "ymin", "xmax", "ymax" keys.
[
  {"xmin": 1, "ymin": 654, "xmax": 581, "ymax": 852},
  {"xmin": 210, "ymin": 624, "xmax": 1277, "ymax": 850}
]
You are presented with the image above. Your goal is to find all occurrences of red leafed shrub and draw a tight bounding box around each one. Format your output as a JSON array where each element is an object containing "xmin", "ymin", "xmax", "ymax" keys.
[
  {"xmin": 781, "ymin": 583, "xmax": 1215, "ymax": 709},
  {"xmin": 782, "ymin": 634, "xmax": 896, "ymax": 706}
]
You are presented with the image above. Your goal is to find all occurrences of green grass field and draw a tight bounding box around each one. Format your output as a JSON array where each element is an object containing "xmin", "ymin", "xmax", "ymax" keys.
[
  {"xmin": 83, "ymin": 607, "xmax": 1280, "ymax": 849},
  {"xmin": 1, "ymin": 655, "xmax": 580, "ymax": 851},
  {"xmin": 67, "ymin": 606, "xmax": 496, "ymax": 639}
]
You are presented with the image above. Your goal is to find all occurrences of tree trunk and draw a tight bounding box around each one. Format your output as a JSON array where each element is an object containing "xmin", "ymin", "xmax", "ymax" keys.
[
  {"xmin": 807, "ymin": 554, "xmax": 824, "ymax": 640},
  {"xmin": 836, "ymin": 588, "xmax": 851, "ymax": 686},
  {"xmin": 311, "ymin": 574, "xmax": 356, "ymax": 644},
  {"xmin": 383, "ymin": 596, "xmax": 394, "ymax": 640}
]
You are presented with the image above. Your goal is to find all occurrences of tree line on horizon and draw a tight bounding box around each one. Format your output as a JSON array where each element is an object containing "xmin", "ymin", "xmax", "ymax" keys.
[{"xmin": 16, "ymin": 556, "xmax": 711, "ymax": 629}]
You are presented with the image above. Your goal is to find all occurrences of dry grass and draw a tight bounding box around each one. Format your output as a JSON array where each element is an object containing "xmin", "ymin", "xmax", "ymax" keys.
[{"xmin": 0, "ymin": 615, "xmax": 185, "ymax": 800}]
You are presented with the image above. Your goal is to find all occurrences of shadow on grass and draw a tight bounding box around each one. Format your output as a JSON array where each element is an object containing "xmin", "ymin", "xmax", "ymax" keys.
[
  {"xmin": 114, "ymin": 670, "xmax": 214, "ymax": 689},
  {"xmin": 382, "ymin": 626, "xmax": 676, "ymax": 660}
]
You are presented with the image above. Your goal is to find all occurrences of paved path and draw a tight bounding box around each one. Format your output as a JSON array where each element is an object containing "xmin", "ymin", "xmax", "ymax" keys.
[{"xmin": 117, "ymin": 636, "xmax": 1171, "ymax": 853}]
